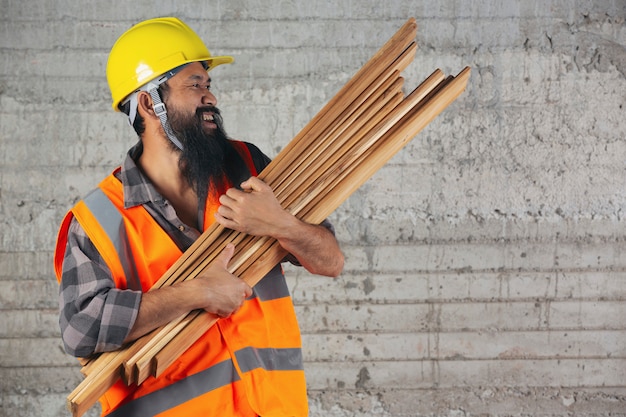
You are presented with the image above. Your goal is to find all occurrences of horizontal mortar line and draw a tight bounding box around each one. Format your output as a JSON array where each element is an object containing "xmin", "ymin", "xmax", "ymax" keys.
[
  {"xmin": 7, "ymin": 326, "xmax": 626, "ymax": 340},
  {"xmin": 1, "ymin": 47, "xmax": 374, "ymax": 56},
  {"xmin": 300, "ymin": 328, "xmax": 626, "ymax": 334},
  {"xmin": 0, "ymin": 72, "xmax": 377, "ymax": 83},
  {"xmin": 0, "ymin": 364, "xmax": 86, "ymax": 370},
  {"xmin": 340, "ymin": 267, "xmax": 626, "ymax": 275},
  {"xmin": 7, "ymin": 328, "xmax": 626, "ymax": 340},
  {"xmin": 341, "ymin": 238, "xmax": 626, "ymax": 245},
  {"xmin": 1, "ymin": 161, "xmax": 120, "ymax": 167},
  {"xmin": 1, "ymin": 335, "xmax": 63, "ymax": 340},
  {"xmin": 293, "ymin": 298, "xmax": 626, "ymax": 306},
  {"xmin": 0, "ymin": 95, "xmax": 524, "ymax": 109},
  {"xmin": 0, "ymin": 16, "xmax": 540, "ymax": 23},
  {"xmin": 0, "ymin": 250, "xmax": 55, "ymax": 254},
  {"xmin": 0, "ymin": 45, "xmax": 386, "ymax": 54},
  {"xmin": 0, "ymin": 276, "xmax": 55, "ymax": 279},
  {"xmin": 305, "ymin": 385, "xmax": 626, "ymax": 391},
  {"xmin": 0, "ymin": 47, "xmax": 111, "ymax": 54},
  {"xmin": 302, "ymin": 356, "xmax": 626, "ymax": 363},
  {"xmin": 0, "ymin": 311, "xmax": 58, "ymax": 315},
  {"xmin": 5, "ymin": 356, "xmax": 626, "ymax": 370},
  {"xmin": 342, "ymin": 239, "xmax": 626, "ymax": 246},
  {"xmin": 1, "ymin": 260, "xmax": 622, "ymax": 271},
  {"xmin": 300, "ymin": 328, "xmax": 626, "ymax": 336},
  {"xmin": 0, "ymin": 277, "xmax": 57, "ymax": 282},
  {"xmin": 299, "ymin": 325, "xmax": 626, "ymax": 331}
]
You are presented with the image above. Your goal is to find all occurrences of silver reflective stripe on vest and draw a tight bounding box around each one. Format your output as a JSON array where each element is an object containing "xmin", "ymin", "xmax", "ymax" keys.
[
  {"xmin": 82, "ymin": 188, "xmax": 141, "ymax": 291},
  {"xmin": 252, "ymin": 263, "xmax": 291, "ymax": 301},
  {"xmin": 236, "ymin": 347, "xmax": 304, "ymax": 372},
  {"xmin": 105, "ymin": 346, "xmax": 303, "ymax": 417},
  {"xmin": 106, "ymin": 359, "xmax": 240, "ymax": 417}
]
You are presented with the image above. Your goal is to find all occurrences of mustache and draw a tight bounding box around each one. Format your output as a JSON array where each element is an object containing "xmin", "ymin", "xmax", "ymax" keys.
[
  {"xmin": 195, "ymin": 105, "xmax": 221, "ymax": 116},
  {"xmin": 195, "ymin": 105, "xmax": 223, "ymax": 127}
]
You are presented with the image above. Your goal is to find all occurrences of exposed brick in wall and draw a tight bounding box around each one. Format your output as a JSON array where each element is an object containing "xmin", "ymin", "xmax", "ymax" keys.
[{"xmin": 1, "ymin": 1, "xmax": 625, "ymax": 416}]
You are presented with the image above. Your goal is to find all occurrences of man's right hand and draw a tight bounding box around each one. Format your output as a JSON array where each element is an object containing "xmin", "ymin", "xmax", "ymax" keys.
[
  {"xmin": 124, "ymin": 244, "xmax": 252, "ymax": 344},
  {"xmin": 189, "ymin": 243, "xmax": 253, "ymax": 318}
]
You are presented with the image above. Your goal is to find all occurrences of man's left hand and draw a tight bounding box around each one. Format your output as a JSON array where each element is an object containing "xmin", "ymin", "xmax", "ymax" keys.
[{"xmin": 215, "ymin": 176, "xmax": 288, "ymax": 236}]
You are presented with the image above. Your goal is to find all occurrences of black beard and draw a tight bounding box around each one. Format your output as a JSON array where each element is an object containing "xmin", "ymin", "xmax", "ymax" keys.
[{"xmin": 167, "ymin": 105, "xmax": 248, "ymax": 203}]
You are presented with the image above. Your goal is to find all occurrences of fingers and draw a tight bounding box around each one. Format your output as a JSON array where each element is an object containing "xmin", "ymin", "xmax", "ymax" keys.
[
  {"xmin": 216, "ymin": 200, "xmax": 235, "ymax": 219},
  {"xmin": 214, "ymin": 285, "xmax": 252, "ymax": 319},
  {"xmin": 215, "ymin": 176, "xmax": 282, "ymax": 236},
  {"xmin": 240, "ymin": 176, "xmax": 267, "ymax": 192},
  {"xmin": 219, "ymin": 190, "xmax": 237, "ymax": 204},
  {"xmin": 217, "ymin": 191, "xmax": 242, "ymax": 222}
]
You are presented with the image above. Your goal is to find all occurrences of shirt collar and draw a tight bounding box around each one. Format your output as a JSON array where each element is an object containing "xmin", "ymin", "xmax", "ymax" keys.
[{"xmin": 119, "ymin": 141, "xmax": 166, "ymax": 209}]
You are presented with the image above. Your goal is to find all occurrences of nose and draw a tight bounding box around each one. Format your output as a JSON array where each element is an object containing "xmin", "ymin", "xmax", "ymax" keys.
[{"xmin": 202, "ymin": 90, "xmax": 217, "ymax": 106}]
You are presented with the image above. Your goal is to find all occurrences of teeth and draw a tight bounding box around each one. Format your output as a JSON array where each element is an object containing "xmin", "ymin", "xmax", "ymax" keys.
[{"xmin": 202, "ymin": 113, "xmax": 214, "ymax": 122}]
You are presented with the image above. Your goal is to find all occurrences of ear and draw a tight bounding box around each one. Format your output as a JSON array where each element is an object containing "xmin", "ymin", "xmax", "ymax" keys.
[{"xmin": 137, "ymin": 91, "xmax": 158, "ymax": 120}]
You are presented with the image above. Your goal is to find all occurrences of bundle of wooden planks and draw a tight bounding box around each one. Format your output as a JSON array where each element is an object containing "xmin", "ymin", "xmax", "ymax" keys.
[{"xmin": 66, "ymin": 17, "xmax": 470, "ymax": 416}]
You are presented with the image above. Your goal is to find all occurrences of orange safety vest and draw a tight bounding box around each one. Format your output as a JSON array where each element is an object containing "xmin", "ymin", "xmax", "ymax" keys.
[{"xmin": 54, "ymin": 141, "xmax": 308, "ymax": 417}]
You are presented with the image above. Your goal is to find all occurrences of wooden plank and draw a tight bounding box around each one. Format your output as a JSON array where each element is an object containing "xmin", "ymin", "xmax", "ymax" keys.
[
  {"xmin": 270, "ymin": 42, "xmax": 417, "ymax": 198},
  {"xmin": 290, "ymin": 68, "xmax": 448, "ymax": 221},
  {"xmin": 260, "ymin": 19, "xmax": 418, "ymax": 185},
  {"xmin": 297, "ymin": 68, "xmax": 471, "ymax": 224}
]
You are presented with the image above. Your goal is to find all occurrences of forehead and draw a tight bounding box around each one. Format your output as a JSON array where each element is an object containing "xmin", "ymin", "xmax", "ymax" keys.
[{"xmin": 171, "ymin": 62, "xmax": 210, "ymax": 83}]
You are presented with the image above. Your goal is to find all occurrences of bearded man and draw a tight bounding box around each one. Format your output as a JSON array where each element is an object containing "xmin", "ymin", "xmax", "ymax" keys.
[{"xmin": 54, "ymin": 17, "xmax": 344, "ymax": 417}]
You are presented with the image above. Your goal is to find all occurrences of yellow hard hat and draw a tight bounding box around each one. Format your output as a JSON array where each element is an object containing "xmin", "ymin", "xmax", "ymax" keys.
[{"xmin": 106, "ymin": 17, "xmax": 234, "ymax": 111}]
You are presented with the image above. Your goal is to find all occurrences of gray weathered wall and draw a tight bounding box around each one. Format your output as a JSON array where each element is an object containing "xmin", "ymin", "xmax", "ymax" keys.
[{"xmin": 1, "ymin": 1, "xmax": 625, "ymax": 416}]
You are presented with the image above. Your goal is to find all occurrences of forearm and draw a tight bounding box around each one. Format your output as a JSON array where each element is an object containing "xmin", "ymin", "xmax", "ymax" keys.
[
  {"xmin": 125, "ymin": 244, "xmax": 251, "ymax": 343},
  {"xmin": 274, "ymin": 215, "xmax": 344, "ymax": 277},
  {"xmin": 215, "ymin": 177, "xmax": 344, "ymax": 277},
  {"xmin": 123, "ymin": 282, "xmax": 201, "ymax": 343}
]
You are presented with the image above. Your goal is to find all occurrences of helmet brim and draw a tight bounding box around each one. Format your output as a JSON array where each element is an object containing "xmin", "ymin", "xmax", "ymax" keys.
[{"xmin": 206, "ymin": 55, "xmax": 234, "ymax": 71}]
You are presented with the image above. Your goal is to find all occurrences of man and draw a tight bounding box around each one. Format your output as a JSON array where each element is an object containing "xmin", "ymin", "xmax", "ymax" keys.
[{"xmin": 54, "ymin": 17, "xmax": 344, "ymax": 417}]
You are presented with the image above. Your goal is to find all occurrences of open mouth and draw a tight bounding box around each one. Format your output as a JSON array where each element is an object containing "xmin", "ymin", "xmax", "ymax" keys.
[{"xmin": 197, "ymin": 106, "xmax": 221, "ymax": 130}]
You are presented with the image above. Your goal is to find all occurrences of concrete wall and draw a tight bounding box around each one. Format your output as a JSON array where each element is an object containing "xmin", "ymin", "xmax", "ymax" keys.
[{"xmin": 1, "ymin": 1, "xmax": 625, "ymax": 416}]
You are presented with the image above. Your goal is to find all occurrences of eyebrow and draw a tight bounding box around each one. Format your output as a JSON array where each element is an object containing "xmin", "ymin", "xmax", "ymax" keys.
[{"xmin": 187, "ymin": 73, "xmax": 211, "ymax": 83}]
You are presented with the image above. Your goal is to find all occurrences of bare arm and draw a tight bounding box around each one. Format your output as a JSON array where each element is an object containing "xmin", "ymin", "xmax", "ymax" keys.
[
  {"xmin": 124, "ymin": 244, "xmax": 251, "ymax": 343},
  {"xmin": 215, "ymin": 177, "xmax": 344, "ymax": 277}
]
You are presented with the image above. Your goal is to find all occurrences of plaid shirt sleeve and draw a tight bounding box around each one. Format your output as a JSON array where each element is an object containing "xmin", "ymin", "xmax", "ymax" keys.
[{"xmin": 58, "ymin": 217, "xmax": 141, "ymax": 358}]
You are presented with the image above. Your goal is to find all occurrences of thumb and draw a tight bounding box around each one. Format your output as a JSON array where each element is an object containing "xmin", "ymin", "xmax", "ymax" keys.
[
  {"xmin": 240, "ymin": 176, "xmax": 262, "ymax": 192},
  {"xmin": 216, "ymin": 243, "xmax": 235, "ymax": 269}
]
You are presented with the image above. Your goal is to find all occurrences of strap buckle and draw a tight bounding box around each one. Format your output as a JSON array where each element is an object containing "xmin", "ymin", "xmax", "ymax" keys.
[{"xmin": 153, "ymin": 102, "xmax": 167, "ymax": 117}]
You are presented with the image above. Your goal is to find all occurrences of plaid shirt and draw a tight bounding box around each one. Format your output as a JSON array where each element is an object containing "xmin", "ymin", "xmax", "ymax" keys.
[{"xmin": 58, "ymin": 141, "xmax": 273, "ymax": 357}]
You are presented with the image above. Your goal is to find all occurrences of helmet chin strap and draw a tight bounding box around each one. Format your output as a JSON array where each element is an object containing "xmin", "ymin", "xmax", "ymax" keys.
[
  {"xmin": 124, "ymin": 64, "xmax": 189, "ymax": 151},
  {"xmin": 147, "ymin": 85, "xmax": 184, "ymax": 151}
]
